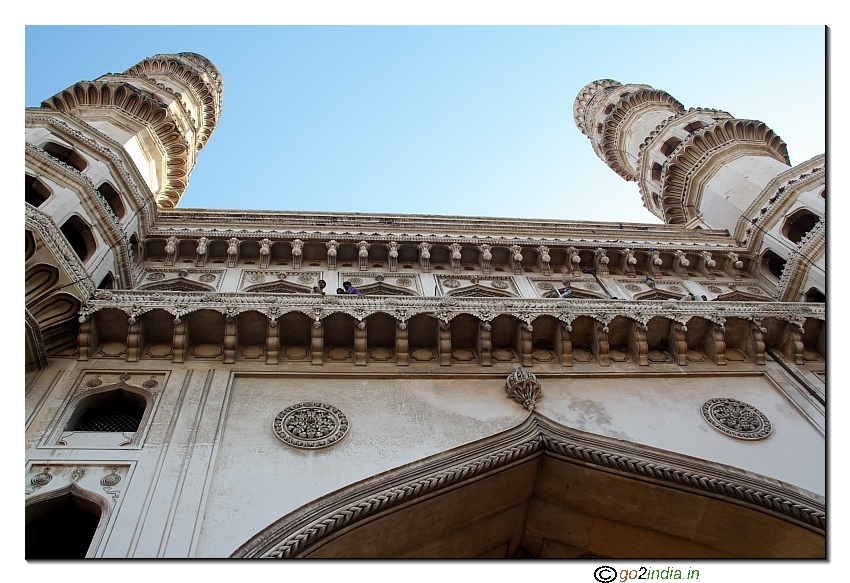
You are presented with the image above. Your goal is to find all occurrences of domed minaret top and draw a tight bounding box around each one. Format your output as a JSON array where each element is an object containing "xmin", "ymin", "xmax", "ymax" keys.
[
  {"xmin": 573, "ymin": 79, "xmax": 790, "ymax": 230},
  {"xmin": 40, "ymin": 52, "xmax": 224, "ymax": 208}
]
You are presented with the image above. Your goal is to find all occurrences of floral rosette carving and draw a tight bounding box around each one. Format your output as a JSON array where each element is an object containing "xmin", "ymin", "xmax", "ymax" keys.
[
  {"xmin": 273, "ymin": 402, "xmax": 349, "ymax": 449},
  {"xmin": 504, "ymin": 367, "xmax": 542, "ymax": 412},
  {"xmin": 701, "ymin": 398, "xmax": 772, "ymax": 440}
]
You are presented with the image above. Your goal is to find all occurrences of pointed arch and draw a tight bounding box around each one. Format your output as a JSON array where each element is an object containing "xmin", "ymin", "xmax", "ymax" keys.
[{"xmin": 232, "ymin": 414, "xmax": 824, "ymax": 559}]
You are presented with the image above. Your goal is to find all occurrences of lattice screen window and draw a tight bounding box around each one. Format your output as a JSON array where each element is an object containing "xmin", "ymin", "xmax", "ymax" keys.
[{"xmin": 70, "ymin": 390, "xmax": 145, "ymax": 433}]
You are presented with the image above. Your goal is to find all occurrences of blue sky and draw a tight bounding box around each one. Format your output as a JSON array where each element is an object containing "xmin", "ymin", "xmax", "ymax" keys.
[{"xmin": 25, "ymin": 25, "xmax": 825, "ymax": 224}]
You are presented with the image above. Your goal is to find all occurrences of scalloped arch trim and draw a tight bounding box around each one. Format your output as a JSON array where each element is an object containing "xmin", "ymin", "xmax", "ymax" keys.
[{"xmin": 661, "ymin": 119, "xmax": 790, "ymax": 224}]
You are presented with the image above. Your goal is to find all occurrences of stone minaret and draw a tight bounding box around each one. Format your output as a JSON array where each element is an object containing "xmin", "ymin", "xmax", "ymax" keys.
[
  {"xmin": 41, "ymin": 52, "xmax": 224, "ymax": 208},
  {"xmin": 574, "ymin": 79, "xmax": 824, "ymax": 302}
]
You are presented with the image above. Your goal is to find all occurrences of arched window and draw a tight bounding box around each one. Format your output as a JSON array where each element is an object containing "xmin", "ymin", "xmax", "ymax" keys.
[
  {"xmin": 26, "ymin": 490, "xmax": 102, "ymax": 559},
  {"xmin": 651, "ymin": 162, "xmax": 663, "ymax": 182},
  {"xmin": 59, "ymin": 214, "xmax": 96, "ymax": 262},
  {"xmin": 805, "ymin": 288, "xmax": 825, "ymax": 303},
  {"xmin": 781, "ymin": 209, "xmax": 821, "ymax": 244},
  {"xmin": 660, "ymin": 137, "xmax": 682, "ymax": 157},
  {"xmin": 42, "ymin": 141, "xmax": 88, "ymax": 172},
  {"xmin": 603, "ymin": 103, "xmax": 615, "ymax": 115},
  {"xmin": 26, "ymin": 174, "xmax": 51, "ymax": 207},
  {"xmin": 97, "ymin": 272, "xmax": 115, "ymax": 290},
  {"xmin": 683, "ymin": 121, "xmax": 707, "ymax": 133},
  {"xmin": 97, "ymin": 182, "xmax": 126, "ymax": 219},
  {"xmin": 761, "ymin": 249, "xmax": 786, "ymax": 279},
  {"xmin": 67, "ymin": 389, "xmax": 146, "ymax": 433}
]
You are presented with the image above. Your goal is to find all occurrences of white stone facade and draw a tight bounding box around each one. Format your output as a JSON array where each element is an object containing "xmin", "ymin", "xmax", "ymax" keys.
[{"xmin": 25, "ymin": 56, "xmax": 825, "ymax": 559}]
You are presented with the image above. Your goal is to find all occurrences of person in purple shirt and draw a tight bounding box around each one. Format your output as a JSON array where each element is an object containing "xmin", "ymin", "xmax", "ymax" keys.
[{"xmin": 342, "ymin": 281, "xmax": 362, "ymax": 296}]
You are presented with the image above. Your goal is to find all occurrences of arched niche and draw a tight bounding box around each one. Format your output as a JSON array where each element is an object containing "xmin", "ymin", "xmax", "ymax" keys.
[
  {"xmin": 26, "ymin": 485, "xmax": 106, "ymax": 559},
  {"xmin": 59, "ymin": 214, "xmax": 96, "ymax": 263},
  {"xmin": 26, "ymin": 174, "xmax": 52, "ymax": 207},
  {"xmin": 26, "ymin": 230, "xmax": 37, "ymax": 262},
  {"xmin": 232, "ymin": 414, "xmax": 824, "ymax": 559},
  {"xmin": 42, "ymin": 141, "xmax": 88, "ymax": 172},
  {"xmin": 366, "ymin": 312, "xmax": 396, "ymax": 349},
  {"xmin": 781, "ymin": 208, "xmax": 820, "ymax": 245},
  {"xmin": 96, "ymin": 182, "xmax": 126, "ymax": 219}
]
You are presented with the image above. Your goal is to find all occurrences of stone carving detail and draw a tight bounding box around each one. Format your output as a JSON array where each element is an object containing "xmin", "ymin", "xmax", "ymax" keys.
[
  {"xmin": 30, "ymin": 467, "xmax": 52, "ymax": 488},
  {"xmin": 394, "ymin": 277, "xmax": 412, "ymax": 287},
  {"xmin": 297, "ymin": 274, "xmax": 315, "ymax": 284},
  {"xmin": 346, "ymin": 277, "xmax": 363, "ymax": 286},
  {"xmin": 86, "ymin": 376, "xmax": 103, "ymax": 387},
  {"xmin": 419, "ymin": 242, "xmax": 431, "ymax": 272},
  {"xmin": 491, "ymin": 281, "xmax": 509, "ymax": 290},
  {"xmin": 199, "ymin": 274, "xmax": 216, "ymax": 282},
  {"xmin": 624, "ymin": 283, "xmax": 641, "ymax": 292},
  {"xmin": 443, "ymin": 279, "xmax": 460, "ymax": 288},
  {"xmin": 666, "ymin": 285, "xmax": 683, "ymax": 293},
  {"xmin": 707, "ymin": 285, "xmax": 723, "ymax": 294},
  {"xmin": 510, "ymin": 245, "xmax": 524, "ymax": 275},
  {"xmin": 273, "ymin": 402, "xmax": 350, "ymax": 449},
  {"xmin": 566, "ymin": 247, "xmax": 582, "ymax": 277},
  {"xmin": 196, "ymin": 237, "xmax": 209, "ymax": 267},
  {"xmin": 227, "ymin": 238, "xmax": 239, "ymax": 267},
  {"xmin": 248, "ymin": 273, "xmax": 266, "ymax": 283},
  {"xmin": 450, "ymin": 243, "xmax": 462, "ymax": 273},
  {"xmin": 164, "ymin": 236, "xmax": 178, "ymax": 266},
  {"xmin": 326, "ymin": 240, "xmax": 338, "ymax": 270},
  {"xmin": 583, "ymin": 282, "xmax": 600, "ymax": 291},
  {"xmin": 357, "ymin": 241, "xmax": 370, "ymax": 271},
  {"xmin": 701, "ymin": 398, "xmax": 772, "ymax": 440},
  {"xmin": 537, "ymin": 246, "xmax": 551, "ymax": 275},
  {"xmin": 479, "ymin": 244, "xmax": 492, "ymax": 274},
  {"xmin": 504, "ymin": 367, "xmax": 542, "ymax": 411},
  {"xmin": 594, "ymin": 248, "xmax": 610, "ymax": 277},
  {"xmin": 260, "ymin": 239, "xmax": 273, "ymax": 269},
  {"xmin": 147, "ymin": 272, "xmax": 166, "ymax": 280},
  {"xmin": 70, "ymin": 467, "xmax": 86, "ymax": 482},
  {"xmin": 386, "ymin": 241, "xmax": 398, "ymax": 272}
]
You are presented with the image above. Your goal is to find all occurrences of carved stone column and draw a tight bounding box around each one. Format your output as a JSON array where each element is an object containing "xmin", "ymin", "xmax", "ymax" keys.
[
  {"xmin": 266, "ymin": 318, "xmax": 279, "ymax": 365},
  {"xmin": 173, "ymin": 317, "xmax": 187, "ymax": 363},
  {"xmin": 537, "ymin": 246, "xmax": 551, "ymax": 276},
  {"xmin": 450, "ymin": 244, "xmax": 462, "ymax": 274},
  {"xmin": 592, "ymin": 320, "xmax": 610, "ymax": 366},
  {"xmin": 478, "ymin": 321, "xmax": 492, "ymax": 367},
  {"xmin": 259, "ymin": 238, "xmax": 272, "ymax": 269},
  {"xmin": 326, "ymin": 240, "xmax": 338, "ymax": 271},
  {"xmin": 387, "ymin": 241, "xmax": 398, "ymax": 272},
  {"xmin": 354, "ymin": 320, "xmax": 367, "ymax": 366},
  {"xmin": 567, "ymin": 247, "xmax": 581, "ymax": 277},
  {"xmin": 668, "ymin": 322, "xmax": 688, "ymax": 366},
  {"xmin": 556, "ymin": 321, "xmax": 573, "ymax": 367},
  {"xmin": 516, "ymin": 323, "xmax": 533, "ymax": 367},
  {"xmin": 510, "ymin": 245, "xmax": 523, "ymax": 275},
  {"xmin": 479, "ymin": 244, "xmax": 492, "ymax": 274},
  {"xmin": 396, "ymin": 320, "xmax": 408, "ymax": 366},
  {"xmin": 629, "ymin": 322, "xmax": 649, "ymax": 366},
  {"xmin": 223, "ymin": 315, "xmax": 237, "ymax": 364},
  {"xmin": 196, "ymin": 237, "xmax": 209, "ymax": 267},
  {"xmin": 438, "ymin": 321, "xmax": 451, "ymax": 366},
  {"xmin": 357, "ymin": 241, "xmax": 370, "ymax": 271},
  {"xmin": 226, "ymin": 238, "xmax": 239, "ymax": 267},
  {"xmin": 290, "ymin": 239, "xmax": 303, "ymax": 269},
  {"xmin": 419, "ymin": 242, "xmax": 431, "ymax": 273},
  {"xmin": 311, "ymin": 320, "xmax": 323, "ymax": 365},
  {"xmin": 126, "ymin": 318, "xmax": 143, "ymax": 362}
]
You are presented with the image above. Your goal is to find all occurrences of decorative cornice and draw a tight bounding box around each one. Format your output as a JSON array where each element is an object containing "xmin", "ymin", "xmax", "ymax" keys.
[
  {"xmin": 123, "ymin": 52, "xmax": 223, "ymax": 150},
  {"xmin": 232, "ymin": 413, "xmax": 824, "ymax": 558},
  {"xmin": 661, "ymin": 119, "xmax": 791, "ymax": 225},
  {"xmin": 41, "ymin": 81, "xmax": 191, "ymax": 208},
  {"xmin": 776, "ymin": 218, "xmax": 825, "ymax": 302},
  {"xmin": 80, "ymin": 290, "xmax": 824, "ymax": 330},
  {"xmin": 601, "ymin": 89, "xmax": 686, "ymax": 181},
  {"xmin": 737, "ymin": 155, "xmax": 825, "ymax": 247},
  {"xmin": 25, "ymin": 204, "xmax": 95, "ymax": 296}
]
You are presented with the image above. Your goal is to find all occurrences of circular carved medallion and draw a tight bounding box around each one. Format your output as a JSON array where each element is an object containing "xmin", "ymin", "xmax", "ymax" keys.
[
  {"xmin": 666, "ymin": 285, "xmax": 683, "ymax": 293},
  {"xmin": 583, "ymin": 282, "xmax": 600, "ymax": 291},
  {"xmin": 394, "ymin": 277, "xmax": 412, "ymax": 287},
  {"xmin": 298, "ymin": 274, "xmax": 315, "ymax": 284},
  {"xmin": 248, "ymin": 273, "xmax": 266, "ymax": 283},
  {"xmin": 346, "ymin": 277, "xmax": 363, "ymax": 286},
  {"xmin": 747, "ymin": 286, "xmax": 762, "ymax": 294},
  {"xmin": 273, "ymin": 402, "xmax": 349, "ymax": 449},
  {"xmin": 147, "ymin": 272, "xmax": 165, "ymax": 280},
  {"xmin": 537, "ymin": 282, "xmax": 554, "ymax": 290},
  {"xmin": 199, "ymin": 273, "xmax": 216, "ymax": 282},
  {"xmin": 491, "ymin": 281, "xmax": 509, "ymax": 289},
  {"xmin": 701, "ymin": 398, "xmax": 772, "ymax": 440},
  {"xmin": 443, "ymin": 279, "xmax": 460, "ymax": 288},
  {"xmin": 624, "ymin": 283, "xmax": 641, "ymax": 292},
  {"xmin": 707, "ymin": 285, "xmax": 723, "ymax": 293}
]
